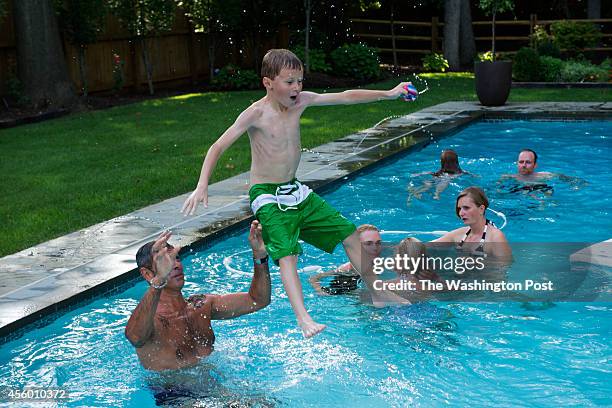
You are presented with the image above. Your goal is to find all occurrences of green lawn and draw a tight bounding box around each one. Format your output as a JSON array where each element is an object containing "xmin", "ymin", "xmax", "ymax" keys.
[{"xmin": 0, "ymin": 73, "xmax": 609, "ymax": 256}]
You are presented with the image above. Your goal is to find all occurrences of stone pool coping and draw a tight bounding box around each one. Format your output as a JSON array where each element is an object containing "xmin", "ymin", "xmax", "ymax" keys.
[{"xmin": 1, "ymin": 101, "xmax": 611, "ymax": 340}]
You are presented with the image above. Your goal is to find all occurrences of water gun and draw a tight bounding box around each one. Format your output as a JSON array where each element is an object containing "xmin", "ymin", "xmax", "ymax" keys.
[{"xmin": 401, "ymin": 83, "xmax": 419, "ymax": 101}]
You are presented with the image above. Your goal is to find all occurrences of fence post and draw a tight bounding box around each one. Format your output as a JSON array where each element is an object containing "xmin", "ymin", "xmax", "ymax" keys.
[
  {"xmin": 529, "ymin": 13, "xmax": 537, "ymax": 47},
  {"xmin": 431, "ymin": 16, "xmax": 439, "ymax": 53}
]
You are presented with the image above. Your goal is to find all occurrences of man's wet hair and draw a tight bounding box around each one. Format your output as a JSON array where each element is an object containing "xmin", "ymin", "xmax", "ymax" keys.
[
  {"xmin": 520, "ymin": 148, "xmax": 538, "ymax": 163},
  {"xmin": 136, "ymin": 241, "xmax": 155, "ymax": 269},
  {"xmin": 136, "ymin": 241, "xmax": 174, "ymax": 270},
  {"xmin": 261, "ymin": 49, "xmax": 303, "ymax": 80}
]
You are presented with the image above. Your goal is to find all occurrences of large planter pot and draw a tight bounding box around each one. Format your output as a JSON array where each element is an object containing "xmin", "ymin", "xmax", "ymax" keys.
[{"xmin": 474, "ymin": 61, "xmax": 513, "ymax": 106}]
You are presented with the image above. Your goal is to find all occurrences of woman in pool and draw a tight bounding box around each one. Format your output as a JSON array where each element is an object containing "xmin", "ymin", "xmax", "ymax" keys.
[
  {"xmin": 433, "ymin": 186, "xmax": 512, "ymax": 260},
  {"xmin": 409, "ymin": 149, "xmax": 473, "ymax": 201}
]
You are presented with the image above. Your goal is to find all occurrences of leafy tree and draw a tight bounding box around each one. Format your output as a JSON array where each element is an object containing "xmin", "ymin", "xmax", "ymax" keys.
[
  {"xmin": 108, "ymin": 0, "xmax": 176, "ymax": 95},
  {"xmin": 236, "ymin": 0, "xmax": 288, "ymax": 73},
  {"xmin": 57, "ymin": 0, "xmax": 107, "ymax": 96},
  {"xmin": 444, "ymin": 0, "xmax": 476, "ymax": 70},
  {"xmin": 180, "ymin": 0, "xmax": 240, "ymax": 80},
  {"xmin": 13, "ymin": 0, "xmax": 76, "ymax": 108},
  {"xmin": 478, "ymin": 0, "xmax": 514, "ymax": 61}
]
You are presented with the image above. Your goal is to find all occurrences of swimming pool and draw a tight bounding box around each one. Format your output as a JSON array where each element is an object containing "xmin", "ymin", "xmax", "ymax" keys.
[{"xmin": 1, "ymin": 119, "xmax": 610, "ymax": 407}]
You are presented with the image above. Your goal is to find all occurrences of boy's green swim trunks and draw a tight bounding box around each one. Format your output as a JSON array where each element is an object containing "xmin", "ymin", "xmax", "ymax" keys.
[{"xmin": 249, "ymin": 180, "xmax": 356, "ymax": 261}]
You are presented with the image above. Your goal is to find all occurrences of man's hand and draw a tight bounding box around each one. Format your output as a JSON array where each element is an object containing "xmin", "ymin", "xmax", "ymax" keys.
[
  {"xmin": 181, "ymin": 186, "xmax": 208, "ymax": 215},
  {"xmin": 389, "ymin": 81, "xmax": 413, "ymax": 99},
  {"xmin": 248, "ymin": 220, "xmax": 267, "ymax": 259},
  {"xmin": 151, "ymin": 231, "xmax": 179, "ymax": 282}
]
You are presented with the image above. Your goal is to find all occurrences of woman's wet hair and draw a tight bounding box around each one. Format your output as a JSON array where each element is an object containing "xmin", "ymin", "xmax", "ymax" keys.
[
  {"xmin": 455, "ymin": 186, "xmax": 489, "ymax": 218},
  {"xmin": 433, "ymin": 149, "xmax": 462, "ymax": 176},
  {"xmin": 261, "ymin": 49, "xmax": 303, "ymax": 79}
]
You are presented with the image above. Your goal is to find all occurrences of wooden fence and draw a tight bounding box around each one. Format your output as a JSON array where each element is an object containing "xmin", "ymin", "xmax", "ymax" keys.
[
  {"xmin": 0, "ymin": 8, "xmax": 288, "ymax": 97},
  {"xmin": 350, "ymin": 15, "xmax": 612, "ymax": 61}
]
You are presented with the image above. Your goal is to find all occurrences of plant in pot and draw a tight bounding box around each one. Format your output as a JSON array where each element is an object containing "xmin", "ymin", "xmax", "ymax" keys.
[{"xmin": 474, "ymin": 0, "xmax": 514, "ymax": 106}]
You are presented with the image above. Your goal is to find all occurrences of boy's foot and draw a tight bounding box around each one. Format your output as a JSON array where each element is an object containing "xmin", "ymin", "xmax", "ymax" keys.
[{"xmin": 298, "ymin": 320, "xmax": 327, "ymax": 338}]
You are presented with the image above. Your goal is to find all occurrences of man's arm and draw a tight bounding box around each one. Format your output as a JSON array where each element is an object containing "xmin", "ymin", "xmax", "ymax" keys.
[
  {"xmin": 125, "ymin": 232, "xmax": 176, "ymax": 347},
  {"xmin": 210, "ymin": 221, "xmax": 272, "ymax": 319},
  {"xmin": 300, "ymin": 82, "xmax": 410, "ymax": 107},
  {"xmin": 181, "ymin": 106, "xmax": 262, "ymax": 215}
]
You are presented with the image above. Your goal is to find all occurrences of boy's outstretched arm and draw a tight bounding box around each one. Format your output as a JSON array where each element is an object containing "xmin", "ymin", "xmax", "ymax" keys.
[
  {"xmin": 300, "ymin": 82, "xmax": 411, "ymax": 106},
  {"xmin": 181, "ymin": 106, "xmax": 261, "ymax": 215}
]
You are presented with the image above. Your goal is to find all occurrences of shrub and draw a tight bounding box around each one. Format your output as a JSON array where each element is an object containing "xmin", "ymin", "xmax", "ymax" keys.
[
  {"xmin": 5, "ymin": 75, "xmax": 29, "ymax": 106},
  {"xmin": 476, "ymin": 51, "xmax": 494, "ymax": 62},
  {"xmin": 539, "ymin": 56, "xmax": 563, "ymax": 82},
  {"xmin": 537, "ymin": 41, "xmax": 561, "ymax": 58},
  {"xmin": 551, "ymin": 21, "xmax": 601, "ymax": 56},
  {"xmin": 512, "ymin": 47, "xmax": 542, "ymax": 81},
  {"xmin": 560, "ymin": 60, "xmax": 608, "ymax": 82},
  {"xmin": 422, "ymin": 53, "xmax": 449, "ymax": 72},
  {"xmin": 330, "ymin": 43, "xmax": 380, "ymax": 80},
  {"xmin": 291, "ymin": 47, "xmax": 331, "ymax": 73},
  {"xmin": 530, "ymin": 25, "xmax": 550, "ymax": 48},
  {"xmin": 211, "ymin": 65, "xmax": 260, "ymax": 90}
]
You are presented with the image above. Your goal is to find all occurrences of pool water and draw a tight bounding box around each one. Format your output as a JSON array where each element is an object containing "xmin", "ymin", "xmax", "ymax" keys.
[{"xmin": 1, "ymin": 120, "xmax": 610, "ymax": 407}]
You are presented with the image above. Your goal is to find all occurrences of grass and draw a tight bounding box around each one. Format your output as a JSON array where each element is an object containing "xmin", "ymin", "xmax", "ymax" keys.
[{"xmin": 0, "ymin": 72, "xmax": 609, "ymax": 256}]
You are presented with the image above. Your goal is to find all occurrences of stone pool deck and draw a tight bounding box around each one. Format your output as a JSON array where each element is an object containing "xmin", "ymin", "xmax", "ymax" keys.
[{"xmin": 1, "ymin": 101, "xmax": 611, "ymax": 339}]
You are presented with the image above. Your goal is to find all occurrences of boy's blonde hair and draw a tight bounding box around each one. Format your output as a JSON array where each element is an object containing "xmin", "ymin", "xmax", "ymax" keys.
[
  {"xmin": 261, "ymin": 49, "xmax": 303, "ymax": 79},
  {"xmin": 356, "ymin": 224, "xmax": 379, "ymax": 234}
]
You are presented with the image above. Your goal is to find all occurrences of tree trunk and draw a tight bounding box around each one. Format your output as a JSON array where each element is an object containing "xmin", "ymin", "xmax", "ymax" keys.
[
  {"xmin": 304, "ymin": 0, "xmax": 311, "ymax": 74},
  {"xmin": 443, "ymin": 0, "xmax": 461, "ymax": 71},
  {"xmin": 492, "ymin": 9, "xmax": 496, "ymax": 61},
  {"xmin": 13, "ymin": 0, "xmax": 76, "ymax": 108},
  {"xmin": 390, "ymin": 0, "xmax": 398, "ymax": 69},
  {"xmin": 587, "ymin": 0, "xmax": 601, "ymax": 19},
  {"xmin": 208, "ymin": 32, "xmax": 216, "ymax": 81},
  {"xmin": 140, "ymin": 37, "xmax": 154, "ymax": 95},
  {"xmin": 78, "ymin": 45, "xmax": 88, "ymax": 96},
  {"xmin": 458, "ymin": 0, "xmax": 475, "ymax": 69}
]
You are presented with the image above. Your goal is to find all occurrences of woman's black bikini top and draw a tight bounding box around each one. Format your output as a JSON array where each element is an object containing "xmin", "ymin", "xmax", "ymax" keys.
[{"xmin": 456, "ymin": 219, "xmax": 493, "ymax": 257}]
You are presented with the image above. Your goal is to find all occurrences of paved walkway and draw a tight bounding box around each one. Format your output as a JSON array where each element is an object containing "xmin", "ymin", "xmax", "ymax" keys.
[{"xmin": 1, "ymin": 101, "xmax": 610, "ymax": 337}]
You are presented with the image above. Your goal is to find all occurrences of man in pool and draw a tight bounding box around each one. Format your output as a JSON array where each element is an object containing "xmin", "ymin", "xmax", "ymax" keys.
[
  {"xmin": 500, "ymin": 149, "xmax": 555, "ymax": 194},
  {"xmin": 180, "ymin": 48, "xmax": 412, "ymax": 337},
  {"xmin": 125, "ymin": 220, "xmax": 271, "ymax": 371},
  {"xmin": 500, "ymin": 149, "xmax": 586, "ymax": 195}
]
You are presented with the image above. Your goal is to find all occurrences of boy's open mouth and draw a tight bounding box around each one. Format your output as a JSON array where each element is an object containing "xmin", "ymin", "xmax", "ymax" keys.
[{"xmin": 290, "ymin": 95, "xmax": 297, "ymax": 101}]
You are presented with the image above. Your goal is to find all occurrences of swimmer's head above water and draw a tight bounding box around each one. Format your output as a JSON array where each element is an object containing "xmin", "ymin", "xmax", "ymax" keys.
[
  {"xmin": 517, "ymin": 148, "xmax": 538, "ymax": 176},
  {"xmin": 455, "ymin": 186, "xmax": 488, "ymax": 225},
  {"xmin": 434, "ymin": 149, "xmax": 463, "ymax": 176}
]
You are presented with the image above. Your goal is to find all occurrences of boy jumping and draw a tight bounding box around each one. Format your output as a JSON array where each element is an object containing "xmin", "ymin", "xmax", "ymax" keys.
[{"xmin": 182, "ymin": 49, "xmax": 411, "ymax": 337}]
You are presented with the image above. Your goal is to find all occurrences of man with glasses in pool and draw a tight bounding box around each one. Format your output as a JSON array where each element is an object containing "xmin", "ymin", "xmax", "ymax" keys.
[{"xmin": 125, "ymin": 220, "xmax": 271, "ymax": 371}]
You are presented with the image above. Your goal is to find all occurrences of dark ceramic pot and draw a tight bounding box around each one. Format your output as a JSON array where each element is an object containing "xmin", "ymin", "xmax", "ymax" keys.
[{"xmin": 474, "ymin": 61, "xmax": 513, "ymax": 106}]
